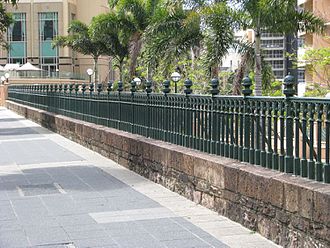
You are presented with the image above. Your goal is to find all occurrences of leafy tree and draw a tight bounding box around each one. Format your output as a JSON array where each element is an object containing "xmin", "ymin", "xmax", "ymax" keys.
[
  {"xmin": 231, "ymin": 0, "xmax": 325, "ymax": 95},
  {"xmin": 304, "ymin": 82, "xmax": 330, "ymax": 97},
  {"xmin": 0, "ymin": 0, "xmax": 19, "ymax": 47},
  {"xmin": 303, "ymin": 47, "xmax": 330, "ymax": 87},
  {"xmin": 53, "ymin": 20, "xmax": 108, "ymax": 83}
]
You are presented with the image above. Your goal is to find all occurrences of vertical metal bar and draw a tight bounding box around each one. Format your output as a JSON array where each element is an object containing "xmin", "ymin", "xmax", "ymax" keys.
[
  {"xmin": 315, "ymin": 104, "xmax": 323, "ymax": 181},
  {"xmin": 294, "ymin": 102, "xmax": 301, "ymax": 175},
  {"xmin": 249, "ymin": 100, "xmax": 255, "ymax": 164},
  {"xmin": 255, "ymin": 101, "xmax": 261, "ymax": 165},
  {"xmin": 324, "ymin": 104, "xmax": 330, "ymax": 183},
  {"xmin": 261, "ymin": 101, "xmax": 267, "ymax": 167},
  {"xmin": 229, "ymin": 100, "xmax": 234, "ymax": 158},
  {"xmin": 243, "ymin": 98, "xmax": 250, "ymax": 162},
  {"xmin": 279, "ymin": 101, "xmax": 285, "ymax": 172},
  {"xmin": 266, "ymin": 101, "xmax": 273, "ymax": 169},
  {"xmin": 234, "ymin": 99, "xmax": 239, "ymax": 160},
  {"xmin": 308, "ymin": 103, "xmax": 315, "ymax": 179},
  {"xmin": 272, "ymin": 101, "xmax": 279, "ymax": 170},
  {"xmin": 219, "ymin": 99, "xmax": 224, "ymax": 156},
  {"xmin": 301, "ymin": 103, "xmax": 308, "ymax": 177},
  {"xmin": 285, "ymin": 97, "xmax": 294, "ymax": 174}
]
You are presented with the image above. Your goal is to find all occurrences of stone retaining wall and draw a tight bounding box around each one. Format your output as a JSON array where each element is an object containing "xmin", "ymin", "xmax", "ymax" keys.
[{"xmin": 6, "ymin": 100, "xmax": 330, "ymax": 248}]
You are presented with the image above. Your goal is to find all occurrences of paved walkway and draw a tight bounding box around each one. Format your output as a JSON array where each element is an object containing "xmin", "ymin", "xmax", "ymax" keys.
[{"xmin": 0, "ymin": 107, "xmax": 279, "ymax": 248}]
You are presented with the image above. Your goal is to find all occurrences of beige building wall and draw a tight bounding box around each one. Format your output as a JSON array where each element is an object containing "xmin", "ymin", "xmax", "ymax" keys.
[
  {"xmin": 301, "ymin": 0, "xmax": 330, "ymax": 85},
  {"xmin": 1, "ymin": 0, "xmax": 111, "ymax": 83}
]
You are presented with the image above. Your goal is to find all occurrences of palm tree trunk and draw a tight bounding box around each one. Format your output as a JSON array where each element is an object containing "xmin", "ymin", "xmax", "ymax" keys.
[
  {"xmin": 119, "ymin": 60, "xmax": 124, "ymax": 82},
  {"xmin": 254, "ymin": 30, "xmax": 262, "ymax": 96},
  {"xmin": 191, "ymin": 47, "xmax": 195, "ymax": 70},
  {"xmin": 211, "ymin": 65, "xmax": 219, "ymax": 78},
  {"xmin": 233, "ymin": 52, "xmax": 249, "ymax": 95},
  {"xmin": 129, "ymin": 32, "xmax": 143, "ymax": 79},
  {"xmin": 93, "ymin": 56, "xmax": 99, "ymax": 84}
]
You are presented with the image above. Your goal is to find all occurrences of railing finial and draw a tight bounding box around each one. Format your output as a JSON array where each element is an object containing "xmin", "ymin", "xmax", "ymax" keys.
[
  {"xmin": 242, "ymin": 75, "xmax": 252, "ymax": 97},
  {"xmin": 130, "ymin": 80, "xmax": 137, "ymax": 94},
  {"xmin": 184, "ymin": 78, "xmax": 193, "ymax": 96},
  {"xmin": 146, "ymin": 80, "xmax": 152, "ymax": 94},
  {"xmin": 283, "ymin": 74, "xmax": 295, "ymax": 98},
  {"xmin": 162, "ymin": 80, "xmax": 171, "ymax": 95},
  {"xmin": 210, "ymin": 78, "xmax": 219, "ymax": 96},
  {"xmin": 117, "ymin": 81, "xmax": 123, "ymax": 93}
]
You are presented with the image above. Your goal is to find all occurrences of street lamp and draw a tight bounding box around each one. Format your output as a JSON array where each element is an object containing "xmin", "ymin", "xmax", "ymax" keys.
[
  {"xmin": 86, "ymin": 68, "xmax": 94, "ymax": 84},
  {"xmin": 1, "ymin": 76, "xmax": 5, "ymax": 84},
  {"xmin": 171, "ymin": 72, "xmax": 181, "ymax": 93},
  {"xmin": 4, "ymin": 72, "xmax": 9, "ymax": 83},
  {"xmin": 133, "ymin": 77, "xmax": 141, "ymax": 86}
]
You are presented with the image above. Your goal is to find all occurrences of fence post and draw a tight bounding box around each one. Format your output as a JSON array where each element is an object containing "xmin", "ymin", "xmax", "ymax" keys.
[
  {"xmin": 283, "ymin": 74, "xmax": 295, "ymax": 173},
  {"xmin": 184, "ymin": 79, "xmax": 192, "ymax": 147},
  {"xmin": 324, "ymin": 104, "xmax": 330, "ymax": 183},
  {"xmin": 210, "ymin": 79, "xmax": 219, "ymax": 155},
  {"xmin": 117, "ymin": 81, "xmax": 123, "ymax": 130},
  {"xmin": 242, "ymin": 76, "xmax": 252, "ymax": 163},
  {"xmin": 163, "ymin": 80, "xmax": 170, "ymax": 142},
  {"xmin": 130, "ymin": 80, "xmax": 136, "ymax": 133},
  {"xmin": 146, "ymin": 80, "xmax": 152, "ymax": 138}
]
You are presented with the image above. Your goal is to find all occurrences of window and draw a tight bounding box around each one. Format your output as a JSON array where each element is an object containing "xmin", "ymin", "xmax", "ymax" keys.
[
  {"xmin": 298, "ymin": 70, "xmax": 305, "ymax": 83},
  {"xmin": 8, "ymin": 13, "xmax": 26, "ymax": 42},
  {"xmin": 271, "ymin": 60, "xmax": 284, "ymax": 69},
  {"xmin": 298, "ymin": 38, "xmax": 305, "ymax": 48},
  {"xmin": 39, "ymin": 12, "xmax": 58, "ymax": 41},
  {"xmin": 263, "ymin": 50, "xmax": 284, "ymax": 58},
  {"xmin": 274, "ymin": 70, "xmax": 284, "ymax": 79},
  {"xmin": 39, "ymin": 12, "xmax": 58, "ymax": 73},
  {"xmin": 261, "ymin": 39, "xmax": 284, "ymax": 48},
  {"xmin": 7, "ymin": 13, "xmax": 27, "ymax": 64}
]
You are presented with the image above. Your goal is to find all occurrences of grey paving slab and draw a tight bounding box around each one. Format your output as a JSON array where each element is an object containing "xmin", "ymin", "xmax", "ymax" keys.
[
  {"xmin": 0, "ymin": 219, "xmax": 22, "ymax": 232},
  {"xmin": 72, "ymin": 238, "xmax": 118, "ymax": 248},
  {"xmin": 25, "ymin": 226, "xmax": 70, "ymax": 246},
  {"xmin": 0, "ymin": 108, "xmax": 280, "ymax": 248},
  {"xmin": 0, "ymin": 229, "xmax": 30, "ymax": 248}
]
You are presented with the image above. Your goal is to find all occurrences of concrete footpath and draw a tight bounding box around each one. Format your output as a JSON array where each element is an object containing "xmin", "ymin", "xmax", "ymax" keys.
[{"xmin": 0, "ymin": 107, "xmax": 279, "ymax": 248}]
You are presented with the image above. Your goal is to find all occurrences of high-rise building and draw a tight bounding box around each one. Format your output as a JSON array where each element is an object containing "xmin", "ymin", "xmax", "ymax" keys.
[
  {"xmin": 298, "ymin": 0, "xmax": 330, "ymax": 86},
  {"xmin": 1, "ymin": 0, "xmax": 111, "ymax": 82},
  {"xmin": 260, "ymin": 32, "xmax": 287, "ymax": 80},
  {"xmin": 260, "ymin": 32, "xmax": 298, "ymax": 82},
  {"xmin": 221, "ymin": 29, "xmax": 296, "ymax": 82}
]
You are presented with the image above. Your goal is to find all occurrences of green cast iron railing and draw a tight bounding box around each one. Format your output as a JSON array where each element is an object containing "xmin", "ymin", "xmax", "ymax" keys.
[{"xmin": 7, "ymin": 76, "xmax": 330, "ymax": 183}]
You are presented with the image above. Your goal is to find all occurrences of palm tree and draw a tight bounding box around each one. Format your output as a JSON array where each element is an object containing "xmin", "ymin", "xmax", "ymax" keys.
[
  {"xmin": 232, "ymin": 0, "xmax": 325, "ymax": 95},
  {"xmin": 53, "ymin": 20, "xmax": 108, "ymax": 83},
  {"xmin": 143, "ymin": 1, "xmax": 236, "ymax": 78},
  {"xmin": 143, "ymin": 2, "xmax": 202, "ymax": 77},
  {"xmin": 90, "ymin": 13, "xmax": 130, "ymax": 81},
  {"xmin": 201, "ymin": 2, "xmax": 236, "ymax": 77},
  {"xmin": 108, "ymin": 0, "xmax": 165, "ymax": 78}
]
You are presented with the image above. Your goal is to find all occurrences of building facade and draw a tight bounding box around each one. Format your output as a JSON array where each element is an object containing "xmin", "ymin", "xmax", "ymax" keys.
[
  {"xmin": 1, "ymin": 0, "xmax": 110, "ymax": 82},
  {"xmin": 298, "ymin": 0, "xmax": 330, "ymax": 86}
]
